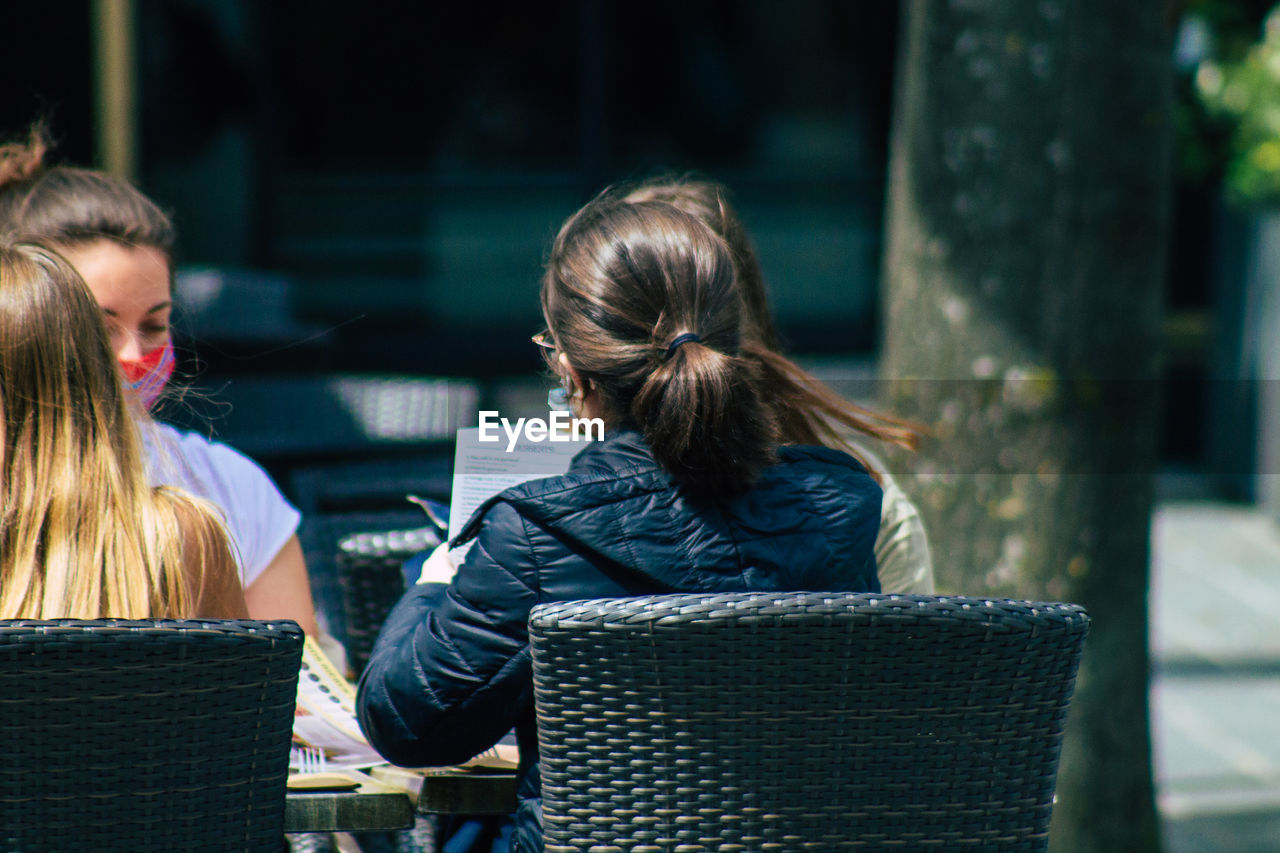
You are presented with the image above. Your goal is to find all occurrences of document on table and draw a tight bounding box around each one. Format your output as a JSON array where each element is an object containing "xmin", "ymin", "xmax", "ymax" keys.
[
  {"xmin": 447, "ymin": 425, "xmax": 588, "ymax": 560},
  {"xmin": 292, "ymin": 636, "xmax": 384, "ymax": 770}
]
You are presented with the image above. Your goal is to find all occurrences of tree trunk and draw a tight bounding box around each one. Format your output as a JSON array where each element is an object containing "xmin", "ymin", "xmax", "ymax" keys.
[{"xmin": 880, "ymin": 2, "xmax": 1173, "ymax": 851}]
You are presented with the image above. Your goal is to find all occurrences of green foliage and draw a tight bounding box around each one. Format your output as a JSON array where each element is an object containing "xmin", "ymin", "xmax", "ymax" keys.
[{"xmin": 1190, "ymin": 3, "xmax": 1280, "ymax": 205}]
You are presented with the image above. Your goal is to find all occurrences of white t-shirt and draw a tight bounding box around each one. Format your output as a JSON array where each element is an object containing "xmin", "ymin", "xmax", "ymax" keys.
[{"xmin": 142, "ymin": 422, "xmax": 301, "ymax": 589}]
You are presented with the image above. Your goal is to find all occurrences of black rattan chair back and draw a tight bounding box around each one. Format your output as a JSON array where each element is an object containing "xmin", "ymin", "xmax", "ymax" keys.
[
  {"xmin": 530, "ymin": 592, "xmax": 1090, "ymax": 853},
  {"xmin": 336, "ymin": 525, "xmax": 441, "ymax": 674},
  {"xmin": 300, "ymin": 510, "xmax": 426, "ymax": 657},
  {"xmin": 0, "ymin": 618, "xmax": 304, "ymax": 853}
]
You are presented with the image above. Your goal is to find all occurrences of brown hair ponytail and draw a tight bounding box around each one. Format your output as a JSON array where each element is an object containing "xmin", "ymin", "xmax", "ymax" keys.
[
  {"xmin": 0, "ymin": 124, "xmax": 48, "ymax": 187},
  {"xmin": 623, "ymin": 177, "xmax": 922, "ymax": 468},
  {"xmin": 542, "ymin": 194, "xmax": 778, "ymax": 498}
]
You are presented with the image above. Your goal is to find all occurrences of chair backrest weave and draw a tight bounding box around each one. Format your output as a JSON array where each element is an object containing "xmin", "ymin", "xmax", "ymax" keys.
[
  {"xmin": 530, "ymin": 592, "xmax": 1089, "ymax": 853},
  {"xmin": 336, "ymin": 525, "xmax": 440, "ymax": 674},
  {"xmin": 300, "ymin": 509, "xmax": 426, "ymax": 655},
  {"xmin": 0, "ymin": 618, "xmax": 304, "ymax": 853}
]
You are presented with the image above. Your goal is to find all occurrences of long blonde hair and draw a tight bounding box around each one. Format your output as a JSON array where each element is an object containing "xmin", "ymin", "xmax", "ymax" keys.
[{"xmin": 0, "ymin": 242, "xmax": 225, "ymax": 618}]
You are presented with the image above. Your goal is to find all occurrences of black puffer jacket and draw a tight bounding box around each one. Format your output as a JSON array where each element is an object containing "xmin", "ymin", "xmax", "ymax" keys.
[{"xmin": 356, "ymin": 430, "xmax": 882, "ymax": 853}]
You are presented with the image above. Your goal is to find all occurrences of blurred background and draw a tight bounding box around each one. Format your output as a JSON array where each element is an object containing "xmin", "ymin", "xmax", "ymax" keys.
[
  {"xmin": 5, "ymin": 0, "xmax": 1276, "ymax": 507},
  {"xmin": 0, "ymin": 1, "xmax": 1268, "ymax": 491},
  {"xmin": 3, "ymin": 0, "xmax": 915, "ymax": 492},
  {"xmin": 5, "ymin": 1, "xmax": 892, "ymax": 368}
]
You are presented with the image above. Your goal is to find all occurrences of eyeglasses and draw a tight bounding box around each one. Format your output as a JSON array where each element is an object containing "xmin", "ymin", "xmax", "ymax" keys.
[
  {"xmin": 532, "ymin": 328, "xmax": 559, "ymax": 371},
  {"xmin": 535, "ymin": 329, "xmax": 569, "ymax": 409},
  {"xmin": 531, "ymin": 329, "xmax": 556, "ymax": 352}
]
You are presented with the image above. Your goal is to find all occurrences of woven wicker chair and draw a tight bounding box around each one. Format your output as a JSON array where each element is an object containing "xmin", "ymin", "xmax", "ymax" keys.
[
  {"xmin": 530, "ymin": 592, "xmax": 1090, "ymax": 853},
  {"xmin": 336, "ymin": 525, "xmax": 442, "ymax": 675},
  {"xmin": 300, "ymin": 510, "xmax": 427, "ymax": 657},
  {"xmin": 0, "ymin": 618, "xmax": 304, "ymax": 853}
]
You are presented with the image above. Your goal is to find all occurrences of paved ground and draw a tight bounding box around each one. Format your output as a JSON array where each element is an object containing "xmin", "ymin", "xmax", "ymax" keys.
[{"xmin": 1152, "ymin": 501, "xmax": 1280, "ymax": 853}]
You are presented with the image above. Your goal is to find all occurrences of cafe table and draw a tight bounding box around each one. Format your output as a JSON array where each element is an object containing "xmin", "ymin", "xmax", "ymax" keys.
[
  {"xmin": 284, "ymin": 768, "xmax": 415, "ymax": 833},
  {"xmin": 371, "ymin": 764, "xmax": 519, "ymax": 816},
  {"xmin": 284, "ymin": 764, "xmax": 519, "ymax": 833}
]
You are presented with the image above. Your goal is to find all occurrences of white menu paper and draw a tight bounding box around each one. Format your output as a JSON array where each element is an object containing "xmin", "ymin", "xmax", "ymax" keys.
[
  {"xmin": 447, "ymin": 425, "xmax": 589, "ymax": 560},
  {"xmin": 292, "ymin": 636, "xmax": 384, "ymax": 769}
]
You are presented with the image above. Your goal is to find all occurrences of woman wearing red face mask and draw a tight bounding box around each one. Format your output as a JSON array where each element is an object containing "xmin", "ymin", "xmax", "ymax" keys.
[
  {"xmin": 0, "ymin": 126, "xmax": 319, "ymax": 637},
  {"xmin": 0, "ymin": 239, "xmax": 247, "ymax": 620}
]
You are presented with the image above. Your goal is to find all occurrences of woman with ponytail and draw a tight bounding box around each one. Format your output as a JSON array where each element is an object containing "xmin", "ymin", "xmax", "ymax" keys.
[
  {"xmin": 623, "ymin": 176, "xmax": 934, "ymax": 594},
  {"xmin": 0, "ymin": 241, "xmax": 244, "ymax": 619},
  {"xmin": 358, "ymin": 191, "xmax": 884, "ymax": 853}
]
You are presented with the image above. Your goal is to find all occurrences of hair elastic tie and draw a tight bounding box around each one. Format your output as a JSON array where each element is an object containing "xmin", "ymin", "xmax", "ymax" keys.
[{"xmin": 665, "ymin": 332, "xmax": 701, "ymax": 359}]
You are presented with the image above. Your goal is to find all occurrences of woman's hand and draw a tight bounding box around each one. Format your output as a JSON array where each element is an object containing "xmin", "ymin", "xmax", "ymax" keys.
[{"xmin": 417, "ymin": 543, "xmax": 458, "ymax": 585}]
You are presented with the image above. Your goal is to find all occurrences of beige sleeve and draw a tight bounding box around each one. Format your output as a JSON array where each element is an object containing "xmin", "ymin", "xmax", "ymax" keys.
[{"xmin": 873, "ymin": 470, "xmax": 935, "ymax": 594}]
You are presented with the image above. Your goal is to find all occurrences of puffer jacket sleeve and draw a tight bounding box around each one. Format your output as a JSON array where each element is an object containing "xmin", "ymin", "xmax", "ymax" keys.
[{"xmin": 356, "ymin": 500, "xmax": 539, "ymax": 767}]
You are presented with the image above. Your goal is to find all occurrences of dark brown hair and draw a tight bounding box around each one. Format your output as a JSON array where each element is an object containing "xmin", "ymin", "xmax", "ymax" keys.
[
  {"xmin": 624, "ymin": 176, "xmax": 920, "ymax": 460},
  {"xmin": 542, "ymin": 192, "xmax": 778, "ymax": 498},
  {"xmin": 624, "ymin": 176, "xmax": 780, "ymax": 350},
  {"xmin": 0, "ymin": 124, "xmax": 175, "ymax": 257}
]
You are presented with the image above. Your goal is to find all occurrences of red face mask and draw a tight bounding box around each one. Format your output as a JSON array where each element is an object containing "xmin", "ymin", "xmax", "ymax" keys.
[{"xmin": 119, "ymin": 342, "xmax": 175, "ymax": 409}]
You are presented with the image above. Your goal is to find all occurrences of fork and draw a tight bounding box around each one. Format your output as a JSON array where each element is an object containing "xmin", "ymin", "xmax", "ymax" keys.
[{"xmin": 291, "ymin": 744, "xmax": 328, "ymax": 774}]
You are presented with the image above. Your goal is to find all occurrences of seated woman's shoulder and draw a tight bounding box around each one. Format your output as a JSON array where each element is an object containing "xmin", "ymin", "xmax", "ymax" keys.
[{"xmin": 775, "ymin": 442, "xmax": 880, "ymax": 479}]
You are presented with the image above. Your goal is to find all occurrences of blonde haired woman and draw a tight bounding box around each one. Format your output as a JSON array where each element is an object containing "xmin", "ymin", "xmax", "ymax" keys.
[
  {"xmin": 0, "ymin": 241, "xmax": 245, "ymax": 619},
  {"xmin": 0, "ymin": 126, "xmax": 315, "ymax": 632}
]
